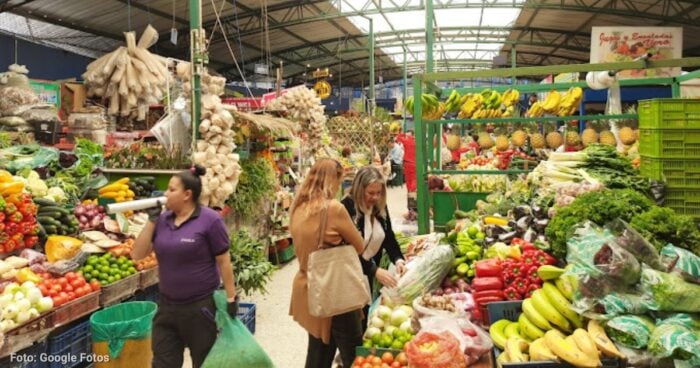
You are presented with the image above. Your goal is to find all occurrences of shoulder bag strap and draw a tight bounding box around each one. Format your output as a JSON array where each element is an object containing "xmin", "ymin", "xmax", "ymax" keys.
[{"xmin": 316, "ymin": 201, "xmax": 330, "ymax": 250}]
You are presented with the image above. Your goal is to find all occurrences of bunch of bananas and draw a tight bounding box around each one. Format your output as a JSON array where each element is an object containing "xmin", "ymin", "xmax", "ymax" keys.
[
  {"xmin": 444, "ymin": 90, "xmax": 463, "ymax": 113},
  {"xmin": 423, "ymin": 102, "xmax": 446, "ymax": 120},
  {"xmin": 527, "ymin": 101, "xmax": 545, "ymax": 117},
  {"xmin": 404, "ymin": 93, "xmax": 441, "ymax": 118},
  {"xmin": 542, "ymin": 90, "xmax": 562, "ymax": 114},
  {"xmin": 557, "ymin": 87, "xmax": 584, "ymax": 117},
  {"xmin": 472, "ymin": 108, "xmax": 505, "ymax": 119},
  {"xmin": 501, "ymin": 89, "xmax": 520, "ymax": 107},
  {"xmin": 480, "ymin": 89, "xmax": 503, "ymax": 109},
  {"xmin": 458, "ymin": 93, "xmax": 484, "ymax": 119},
  {"xmin": 492, "ymin": 265, "xmax": 625, "ymax": 367}
]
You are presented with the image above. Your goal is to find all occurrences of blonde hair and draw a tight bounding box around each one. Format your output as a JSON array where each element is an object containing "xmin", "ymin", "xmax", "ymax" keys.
[
  {"xmin": 349, "ymin": 166, "xmax": 387, "ymax": 219},
  {"xmin": 291, "ymin": 159, "xmax": 343, "ymax": 216}
]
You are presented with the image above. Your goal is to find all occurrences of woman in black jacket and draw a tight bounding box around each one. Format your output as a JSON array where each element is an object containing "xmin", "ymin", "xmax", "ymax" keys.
[{"xmin": 341, "ymin": 166, "xmax": 406, "ymax": 331}]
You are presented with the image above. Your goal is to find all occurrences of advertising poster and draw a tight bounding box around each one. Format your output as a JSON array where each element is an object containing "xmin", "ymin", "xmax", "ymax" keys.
[{"xmin": 590, "ymin": 27, "xmax": 682, "ymax": 78}]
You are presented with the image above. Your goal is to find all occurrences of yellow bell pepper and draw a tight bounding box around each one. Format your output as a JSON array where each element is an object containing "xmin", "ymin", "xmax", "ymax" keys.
[
  {"xmin": 17, "ymin": 267, "xmax": 42, "ymax": 284},
  {"xmin": 0, "ymin": 170, "xmax": 13, "ymax": 183}
]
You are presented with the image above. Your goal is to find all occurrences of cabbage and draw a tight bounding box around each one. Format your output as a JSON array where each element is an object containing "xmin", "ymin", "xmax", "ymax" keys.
[{"xmin": 47, "ymin": 186, "xmax": 66, "ymax": 203}]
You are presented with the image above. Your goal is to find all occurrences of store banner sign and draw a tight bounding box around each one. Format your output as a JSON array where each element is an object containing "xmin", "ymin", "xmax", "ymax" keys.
[
  {"xmin": 590, "ymin": 27, "xmax": 683, "ymax": 78},
  {"xmin": 222, "ymin": 97, "xmax": 263, "ymax": 111},
  {"xmin": 261, "ymin": 85, "xmax": 307, "ymax": 106}
]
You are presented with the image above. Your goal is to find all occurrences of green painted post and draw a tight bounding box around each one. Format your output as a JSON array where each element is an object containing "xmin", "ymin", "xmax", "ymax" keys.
[
  {"xmin": 403, "ymin": 49, "xmax": 408, "ymax": 130},
  {"xmin": 368, "ymin": 18, "xmax": 375, "ymax": 116},
  {"xmin": 414, "ymin": 78, "xmax": 429, "ymax": 234},
  {"xmin": 672, "ymin": 81, "xmax": 681, "ymax": 98},
  {"xmin": 426, "ymin": 0, "xmax": 434, "ymax": 73},
  {"xmin": 511, "ymin": 48, "xmax": 516, "ymax": 86},
  {"xmin": 190, "ymin": 0, "xmax": 203, "ymax": 141}
]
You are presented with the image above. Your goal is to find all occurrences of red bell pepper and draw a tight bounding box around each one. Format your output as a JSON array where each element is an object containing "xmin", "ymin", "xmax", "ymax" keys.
[
  {"xmin": 24, "ymin": 235, "xmax": 38, "ymax": 249},
  {"xmin": 475, "ymin": 259, "xmax": 503, "ymax": 278},
  {"xmin": 5, "ymin": 202, "xmax": 17, "ymax": 215},
  {"xmin": 513, "ymin": 277, "xmax": 530, "ymax": 296},
  {"xmin": 525, "ymin": 283, "xmax": 541, "ymax": 298},
  {"xmin": 535, "ymin": 250, "xmax": 557, "ymax": 265},
  {"xmin": 7, "ymin": 211, "xmax": 23, "ymax": 223},
  {"xmin": 0, "ymin": 212, "xmax": 5, "ymax": 223},
  {"xmin": 471, "ymin": 277, "xmax": 503, "ymax": 291},
  {"xmin": 526, "ymin": 265, "xmax": 540, "ymax": 280},
  {"xmin": 528, "ymin": 274, "xmax": 543, "ymax": 286},
  {"xmin": 472, "ymin": 289, "xmax": 505, "ymax": 300},
  {"xmin": 4, "ymin": 239, "xmax": 17, "ymax": 252},
  {"xmin": 503, "ymin": 260, "xmax": 524, "ymax": 279},
  {"xmin": 504, "ymin": 286, "xmax": 521, "ymax": 300},
  {"xmin": 521, "ymin": 250, "xmax": 539, "ymax": 266},
  {"xmin": 512, "ymin": 238, "xmax": 536, "ymax": 252},
  {"xmin": 475, "ymin": 295, "xmax": 504, "ymax": 306},
  {"xmin": 5, "ymin": 222, "xmax": 19, "ymax": 236}
]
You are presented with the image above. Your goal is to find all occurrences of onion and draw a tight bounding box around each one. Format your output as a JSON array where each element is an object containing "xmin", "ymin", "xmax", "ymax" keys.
[
  {"xmin": 91, "ymin": 217, "xmax": 101, "ymax": 228},
  {"xmin": 79, "ymin": 216, "xmax": 88, "ymax": 224},
  {"xmin": 74, "ymin": 206, "xmax": 86, "ymax": 216},
  {"xmin": 444, "ymin": 287, "xmax": 455, "ymax": 295},
  {"xmin": 85, "ymin": 204, "xmax": 95, "ymax": 211},
  {"xmin": 97, "ymin": 205, "xmax": 105, "ymax": 213}
]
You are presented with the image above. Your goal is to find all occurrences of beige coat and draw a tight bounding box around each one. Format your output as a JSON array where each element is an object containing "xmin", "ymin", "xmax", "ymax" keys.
[{"xmin": 289, "ymin": 200, "xmax": 364, "ymax": 344}]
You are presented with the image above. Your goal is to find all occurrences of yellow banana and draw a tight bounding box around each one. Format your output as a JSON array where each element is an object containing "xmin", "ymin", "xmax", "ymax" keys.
[
  {"xmin": 587, "ymin": 320, "xmax": 625, "ymax": 359},
  {"xmin": 489, "ymin": 319, "xmax": 511, "ymax": 350},
  {"xmin": 542, "ymin": 282, "xmax": 583, "ymax": 328},
  {"xmin": 573, "ymin": 328, "xmax": 601, "ymax": 364},
  {"xmin": 554, "ymin": 274, "xmax": 577, "ymax": 302},
  {"xmin": 519, "ymin": 313, "xmax": 546, "ymax": 340},
  {"xmin": 505, "ymin": 321, "xmax": 523, "ymax": 340},
  {"xmin": 530, "ymin": 338, "xmax": 559, "ymax": 362},
  {"xmin": 531, "ymin": 289, "xmax": 572, "ymax": 332},
  {"xmin": 496, "ymin": 352, "xmax": 510, "ymax": 368},
  {"xmin": 544, "ymin": 330, "xmax": 599, "ymax": 367},
  {"xmin": 506, "ymin": 337, "xmax": 530, "ymax": 363},
  {"xmin": 542, "ymin": 90, "xmax": 562, "ymax": 113},
  {"xmin": 522, "ymin": 298, "xmax": 553, "ymax": 330}
]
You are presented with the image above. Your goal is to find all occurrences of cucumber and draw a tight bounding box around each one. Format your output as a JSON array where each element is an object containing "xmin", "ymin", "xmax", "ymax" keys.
[
  {"xmin": 37, "ymin": 216, "xmax": 61, "ymax": 227},
  {"xmin": 33, "ymin": 198, "xmax": 58, "ymax": 207},
  {"xmin": 43, "ymin": 225, "xmax": 58, "ymax": 234},
  {"xmin": 39, "ymin": 206, "xmax": 69, "ymax": 215},
  {"xmin": 37, "ymin": 211, "xmax": 63, "ymax": 218}
]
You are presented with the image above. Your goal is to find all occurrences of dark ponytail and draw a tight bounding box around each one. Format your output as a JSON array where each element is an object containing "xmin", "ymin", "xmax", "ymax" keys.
[{"xmin": 175, "ymin": 164, "xmax": 206, "ymax": 202}]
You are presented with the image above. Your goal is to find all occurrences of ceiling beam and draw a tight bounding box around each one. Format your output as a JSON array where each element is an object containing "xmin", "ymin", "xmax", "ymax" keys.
[
  {"xmin": 0, "ymin": 0, "xmax": 35, "ymax": 13},
  {"xmin": 9, "ymin": 7, "xmax": 125, "ymax": 41},
  {"xmin": 112, "ymin": 0, "xmax": 189, "ymax": 25}
]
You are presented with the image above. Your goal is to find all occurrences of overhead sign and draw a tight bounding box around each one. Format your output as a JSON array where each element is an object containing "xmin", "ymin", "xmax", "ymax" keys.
[
  {"xmin": 312, "ymin": 68, "xmax": 330, "ymax": 78},
  {"xmin": 590, "ymin": 27, "xmax": 682, "ymax": 79},
  {"xmin": 313, "ymin": 80, "xmax": 331, "ymax": 99}
]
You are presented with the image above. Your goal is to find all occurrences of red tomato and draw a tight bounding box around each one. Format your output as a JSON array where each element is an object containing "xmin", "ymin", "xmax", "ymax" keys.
[
  {"xmin": 54, "ymin": 295, "xmax": 67, "ymax": 307},
  {"xmin": 381, "ymin": 352, "xmax": 394, "ymax": 364},
  {"xmin": 90, "ymin": 280, "xmax": 101, "ymax": 291},
  {"xmin": 391, "ymin": 363, "xmax": 401, "ymax": 368},
  {"xmin": 67, "ymin": 292, "xmax": 76, "ymax": 301},
  {"xmin": 354, "ymin": 357, "xmax": 366, "ymax": 365},
  {"xmin": 39, "ymin": 285, "xmax": 49, "ymax": 296},
  {"xmin": 51, "ymin": 285, "xmax": 62, "ymax": 294},
  {"xmin": 57, "ymin": 278, "xmax": 68, "ymax": 288},
  {"xmin": 361, "ymin": 364, "xmax": 372, "ymax": 368},
  {"xmin": 82, "ymin": 285, "xmax": 93, "ymax": 295},
  {"xmin": 65, "ymin": 272, "xmax": 77, "ymax": 281},
  {"xmin": 70, "ymin": 279, "xmax": 83, "ymax": 289},
  {"xmin": 64, "ymin": 284, "xmax": 74, "ymax": 293},
  {"xmin": 371, "ymin": 357, "xmax": 382, "ymax": 365}
]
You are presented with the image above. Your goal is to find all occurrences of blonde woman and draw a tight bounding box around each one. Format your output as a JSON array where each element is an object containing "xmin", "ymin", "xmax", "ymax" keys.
[
  {"xmin": 289, "ymin": 159, "xmax": 365, "ymax": 368},
  {"xmin": 341, "ymin": 166, "xmax": 406, "ymax": 332}
]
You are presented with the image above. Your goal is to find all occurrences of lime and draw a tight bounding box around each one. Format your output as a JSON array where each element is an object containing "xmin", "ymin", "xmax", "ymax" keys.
[
  {"xmin": 362, "ymin": 340, "xmax": 373, "ymax": 348},
  {"xmin": 83, "ymin": 265, "xmax": 94, "ymax": 273},
  {"xmin": 99, "ymin": 272, "xmax": 109, "ymax": 280},
  {"xmin": 101, "ymin": 253, "xmax": 111, "ymax": 259},
  {"xmin": 128, "ymin": 267, "xmax": 137, "ymax": 274},
  {"xmin": 87, "ymin": 257, "xmax": 98, "ymax": 266},
  {"xmin": 121, "ymin": 271, "xmax": 129, "ymax": 278},
  {"xmin": 467, "ymin": 226, "xmax": 479, "ymax": 238},
  {"xmin": 84, "ymin": 274, "xmax": 92, "ymax": 282},
  {"xmin": 99, "ymin": 266, "xmax": 109, "ymax": 273},
  {"xmin": 476, "ymin": 232, "xmax": 485, "ymax": 241},
  {"xmin": 118, "ymin": 256, "xmax": 128, "ymax": 263},
  {"xmin": 91, "ymin": 270, "xmax": 100, "ymax": 277},
  {"xmin": 391, "ymin": 340, "xmax": 403, "ymax": 350},
  {"xmin": 113, "ymin": 274, "xmax": 122, "ymax": 281},
  {"xmin": 107, "ymin": 276, "xmax": 115, "ymax": 283},
  {"xmin": 120, "ymin": 263, "xmax": 130, "ymax": 271},
  {"xmin": 371, "ymin": 334, "xmax": 382, "ymax": 345}
]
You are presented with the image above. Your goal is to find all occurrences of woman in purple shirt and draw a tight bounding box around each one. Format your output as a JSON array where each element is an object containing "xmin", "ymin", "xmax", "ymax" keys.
[{"xmin": 131, "ymin": 165, "xmax": 237, "ymax": 368}]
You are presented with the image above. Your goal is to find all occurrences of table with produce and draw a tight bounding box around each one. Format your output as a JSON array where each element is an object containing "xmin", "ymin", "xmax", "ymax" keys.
[{"xmin": 351, "ymin": 143, "xmax": 700, "ymax": 368}]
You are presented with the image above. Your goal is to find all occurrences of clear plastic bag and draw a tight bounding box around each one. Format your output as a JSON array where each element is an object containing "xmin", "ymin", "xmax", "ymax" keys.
[
  {"xmin": 597, "ymin": 292, "xmax": 653, "ymax": 317},
  {"xmin": 19, "ymin": 249, "xmax": 46, "ymax": 265},
  {"xmin": 647, "ymin": 317, "xmax": 700, "ymax": 362},
  {"xmin": 404, "ymin": 330, "xmax": 466, "ymax": 368},
  {"xmin": 21, "ymin": 105, "xmax": 58, "ymax": 123},
  {"xmin": 593, "ymin": 241, "xmax": 641, "ymax": 286},
  {"xmin": 660, "ymin": 244, "xmax": 700, "ymax": 283},
  {"xmin": 607, "ymin": 219, "xmax": 664, "ymax": 270},
  {"xmin": 381, "ymin": 245, "xmax": 454, "ymax": 305},
  {"xmin": 641, "ymin": 266, "xmax": 700, "ymax": 313},
  {"xmin": 605, "ymin": 315, "xmax": 656, "ymax": 348}
]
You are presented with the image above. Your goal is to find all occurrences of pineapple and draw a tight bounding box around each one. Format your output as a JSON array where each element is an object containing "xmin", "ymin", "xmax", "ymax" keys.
[
  {"xmin": 546, "ymin": 131, "xmax": 563, "ymax": 149},
  {"xmin": 446, "ymin": 134, "xmax": 461, "ymax": 150},
  {"xmin": 581, "ymin": 123, "xmax": 598, "ymax": 147},
  {"xmin": 599, "ymin": 130, "xmax": 617, "ymax": 146},
  {"xmin": 478, "ymin": 133, "xmax": 495, "ymax": 149},
  {"xmin": 511, "ymin": 130, "xmax": 527, "ymax": 147},
  {"xmin": 566, "ymin": 130, "xmax": 581, "ymax": 147},
  {"xmin": 619, "ymin": 126, "xmax": 636, "ymax": 145},
  {"xmin": 496, "ymin": 135, "xmax": 510, "ymax": 151},
  {"xmin": 530, "ymin": 133, "xmax": 546, "ymax": 149}
]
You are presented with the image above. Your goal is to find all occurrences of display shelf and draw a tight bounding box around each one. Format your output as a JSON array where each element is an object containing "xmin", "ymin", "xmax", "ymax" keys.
[{"xmin": 423, "ymin": 113, "xmax": 638, "ymax": 125}]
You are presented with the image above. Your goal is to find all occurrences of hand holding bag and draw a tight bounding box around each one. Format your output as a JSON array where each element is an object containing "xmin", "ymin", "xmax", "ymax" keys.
[{"xmin": 307, "ymin": 202, "xmax": 371, "ymax": 318}]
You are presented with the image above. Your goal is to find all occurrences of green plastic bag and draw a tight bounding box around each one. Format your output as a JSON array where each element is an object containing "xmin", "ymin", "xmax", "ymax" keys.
[
  {"xmin": 201, "ymin": 290, "xmax": 274, "ymax": 368},
  {"xmin": 660, "ymin": 245, "xmax": 700, "ymax": 279},
  {"xmin": 648, "ymin": 315, "xmax": 700, "ymax": 361},
  {"xmin": 0, "ymin": 144, "xmax": 58, "ymax": 172},
  {"xmin": 605, "ymin": 315, "xmax": 656, "ymax": 348},
  {"xmin": 90, "ymin": 301, "xmax": 157, "ymax": 359},
  {"xmin": 641, "ymin": 266, "xmax": 700, "ymax": 313},
  {"xmin": 598, "ymin": 293, "xmax": 653, "ymax": 317}
]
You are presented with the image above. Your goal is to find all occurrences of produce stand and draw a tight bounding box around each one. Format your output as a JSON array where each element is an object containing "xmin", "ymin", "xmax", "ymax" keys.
[
  {"xmin": 98, "ymin": 273, "xmax": 140, "ymax": 307},
  {"xmin": 49, "ymin": 291, "xmax": 100, "ymax": 328}
]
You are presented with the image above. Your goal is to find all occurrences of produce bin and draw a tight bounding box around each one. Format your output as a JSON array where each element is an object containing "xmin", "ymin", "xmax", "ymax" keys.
[
  {"xmin": 640, "ymin": 156, "xmax": 700, "ymax": 187},
  {"xmin": 638, "ymin": 98, "xmax": 700, "ymax": 130},
  {"xmin": 0, "ymin": 339, "xmax": 47, "ymax": 368},
  {"xmin": 90, "ymin": 301, "xmax": 157, "ymax": 368},
  {"xmin": 638, "ymin": 128, "xmax": 700, "ymax": 158},
  {"xmin": 487, "ymin": 302, "xmax": 625, "ymax": 368},
  {"xmin": 99, "ymin": 273, "xmax": 141, "ymax": 307},
  {"xmin": 47, "ymin": 318, "xmax": 92, "ymax": 368},
  {"xmin": 431, "ymin": 191, "xmax": 489, "ymax": 228},
  {"xmin": 5, "ymin": 311, "xmax": 53, "ymax": 336},
  {"xmin": 355, "ymin": 346, "xmax": 403, "ymax": 357},
  {"xmin": 238, "ymin": 302, "xmax": 257, "ymax": 334},
  {"xmin": 49, "ymin": 291, "xmax": 100, "ymax": 328},
  {"xmin": 138, "ymin": 267, "xmax": 159, "ymax": 290},
  {"xmin": 663, "ymin": 187, "xmax": 700, "ymax": 222}
]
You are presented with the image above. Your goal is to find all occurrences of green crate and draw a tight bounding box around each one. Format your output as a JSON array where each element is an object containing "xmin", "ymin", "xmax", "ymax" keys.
[
  {"xmin": 638, "ymin": 128, "xmax": 700, "ymax": 158},
  {"xmin": 664, "ymin": 188, "xmax": 700, "ymax": 222},
  {"xmin": 431, "ymin": 191, "xmax": 489, "ymax": 227},
  {"xmin": 639, "ymin": 156, "xmax": 700, "ymax": 187},
  {"xmin": 269, "ymin": 244, "xmax": 295, "ymax": 265},
  {"xmin": 638, "ymin": 98, "xmax": 700, "ymax": 130}
]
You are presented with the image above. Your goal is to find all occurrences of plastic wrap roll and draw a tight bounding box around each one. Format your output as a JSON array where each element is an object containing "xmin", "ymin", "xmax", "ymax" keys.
[{"xmin": 106, "ymin": 196, "xmax": 166, "ymax": 214}]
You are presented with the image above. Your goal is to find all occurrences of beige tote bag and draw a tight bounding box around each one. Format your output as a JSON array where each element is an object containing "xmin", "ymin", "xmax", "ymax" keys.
[{"xmin": 307, "ymin": 202, "xmax": 371, "ymax": 318}]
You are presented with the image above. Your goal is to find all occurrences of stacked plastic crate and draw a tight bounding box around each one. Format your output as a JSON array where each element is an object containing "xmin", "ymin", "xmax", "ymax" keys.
[{"xmin": 638, "ymin": 99, "xmax": 700, "ymax": 222}]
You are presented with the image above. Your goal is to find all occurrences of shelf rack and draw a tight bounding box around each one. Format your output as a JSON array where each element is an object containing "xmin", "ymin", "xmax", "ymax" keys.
[{"xmin": 412, "ymin": 57, "xmax": 700, "ymax": 234}]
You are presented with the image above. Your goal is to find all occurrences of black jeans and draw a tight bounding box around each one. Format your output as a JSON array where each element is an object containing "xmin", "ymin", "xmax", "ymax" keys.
[
  {"xmin": 305, "ymin": 309, "xmax": 363, "ymax": 368},
  {"xmin": 152, "ymin": 295, "xmax": 219, "ymax": 368}
]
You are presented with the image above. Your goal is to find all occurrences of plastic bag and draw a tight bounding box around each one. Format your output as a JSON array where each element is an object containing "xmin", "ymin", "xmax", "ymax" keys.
[
  {"xmin": 660, "ymin": 245, "xmax": 700, "ymax": 283},
  {"xmin": 565, "ymin": 221, "xmax": 615, "ymax": 267},
  {"xmin": 607, "ymin": 219, "xmax": 664, "ymax": 270},
  {"xmin": 593, "ymin": 242, "xmax": 641, "ymax": 286},
  {"xmin": 382, "ymin": 245, "xmax": 454, "ymax": 305},
  {"xmin": 404, "ymin": 330, "xmax": 466, "ymax": 368},
  {"xmin": 90, "ymin": 301, "xmax": 157, "ymax": 359},
  {"xmin": 597, "ymin": 292, "xmax": 653, "ymax": 317},
  {"xmin": 616, "ymin": 345, "xmax": 675, "ymax": 368},
  {"xmin": 0, "ymin": 145, "xmax": 58, "ymax": 172},
  {"xmin": 201, "ymin": 290, "xmax": 274, "ymax": 368},
  {"xmin": 647, "ymin": 316, "xmax": 700, "ymax": 361},
  {"xmin": 412, "ymin": 293, "xmax": 473, "ymax": 320},
  {"xmin": 457, "ymin": 318, "xmax": 493, "ymax": 365},
  {"xmin": 605, "ymin": 315, "xmax": 656, "ymax": 348},
  {"xmin": 641, "ymin": 266, "xmax": 700, "ymax": 312},
  {"xmin": 21, "ymin": 105, "xmax": 58, "ymax": 123},
  {"xmin": 19, "ymin": 249, "xmax": 46, "ymax": 265}
]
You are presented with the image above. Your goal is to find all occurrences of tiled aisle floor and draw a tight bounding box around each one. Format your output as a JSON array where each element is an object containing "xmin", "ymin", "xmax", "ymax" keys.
[{"xmin": 183, "ymin": 185, "xmax": 411, "ymax": 367}]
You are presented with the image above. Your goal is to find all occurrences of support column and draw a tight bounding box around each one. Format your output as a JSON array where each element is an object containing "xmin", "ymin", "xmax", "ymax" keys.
[
  {"xmin": 426, "ymin": 0, "xmax": 434, "ymax": 73},
  {"xmin": 413, "ymin": 78, "xmax": 429, "ymax": 234},
  {"xmin": 190, "ymin": 0, "xmax": 204, "ymax": 141},
  {"xmin": 403, "ymin": 49, "xmax": 408, "ymax": 130},
  {"xmin": 368, "ymin": 18, "xmax": 375, "ymax": 116}
]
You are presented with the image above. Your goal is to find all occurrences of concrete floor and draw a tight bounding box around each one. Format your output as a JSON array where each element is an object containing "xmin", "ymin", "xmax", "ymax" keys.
[{"xmin": 183, "ymin": 185, "xmax": 413, "ymax": 367}]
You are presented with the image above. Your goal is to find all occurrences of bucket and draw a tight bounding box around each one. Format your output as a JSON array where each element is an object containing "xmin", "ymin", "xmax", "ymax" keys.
[{"xmin": 90, "ymin": 301, "xmax": 157, "ymax": 367}]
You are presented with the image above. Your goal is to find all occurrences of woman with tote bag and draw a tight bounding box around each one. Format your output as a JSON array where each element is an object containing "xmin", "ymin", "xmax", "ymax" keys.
[{"xmin": 289, "ymin": 159, "xmax": 369, "ymax": 368}]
